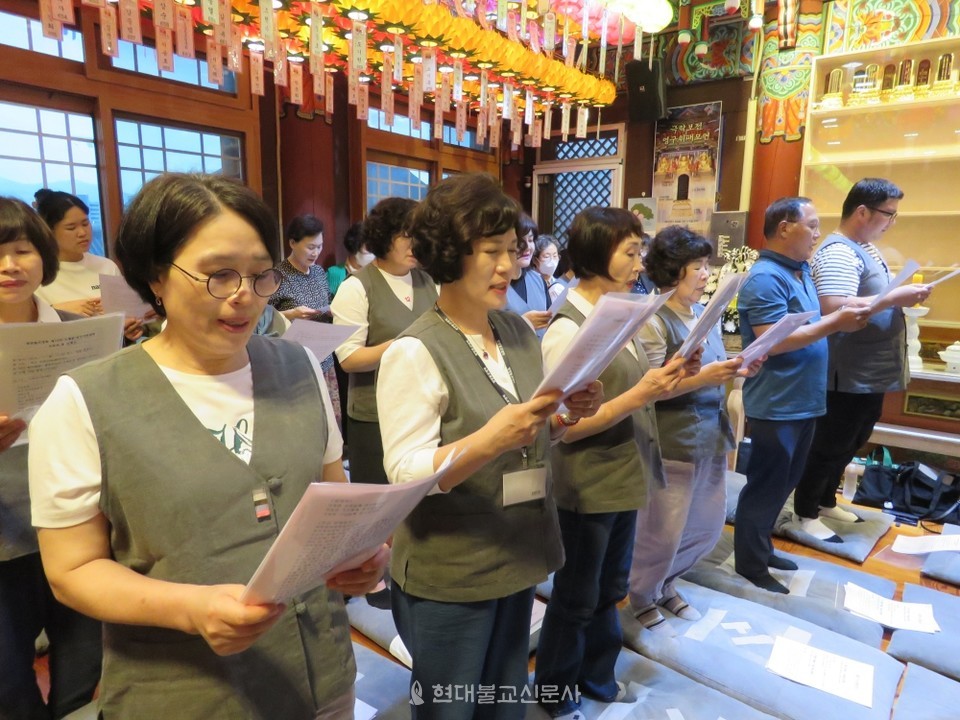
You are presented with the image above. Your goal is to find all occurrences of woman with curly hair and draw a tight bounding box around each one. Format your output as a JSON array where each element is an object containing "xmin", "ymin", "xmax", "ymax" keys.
[
  {"xmin": 331, "ymin": 197, "xmax": 437, "ymax": 485},
  {"xmin": 628, "ymin": 225, "xmax": 759, "ymax": 629},
  {"xmin": 377, "ymin": 174, "xmax": 602, "ymax": 720}
]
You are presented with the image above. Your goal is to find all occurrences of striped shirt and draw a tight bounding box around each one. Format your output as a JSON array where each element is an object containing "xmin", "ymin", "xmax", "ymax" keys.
[{"xmin": 811, "ymin": 238, "xmax": 890, "ymax": 297}]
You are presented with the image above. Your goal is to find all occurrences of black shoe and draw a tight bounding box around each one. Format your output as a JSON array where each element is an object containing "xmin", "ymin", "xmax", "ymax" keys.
[
  {"xmin": 366, "ymin": 587, "xmax": 392, "ymax": 610},
  {"xmin": 767, "ymin": 555, "xmax": 798, "ymax": 571},
  {"xmin": 741, "ymin": 572, "xmax": 790, "ymax": 594}
]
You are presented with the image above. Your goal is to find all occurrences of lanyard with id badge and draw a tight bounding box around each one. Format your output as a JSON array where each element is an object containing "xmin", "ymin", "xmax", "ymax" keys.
[{"xmin": 434, "ymin": 307, "xmax": 547, "ymax": 507}]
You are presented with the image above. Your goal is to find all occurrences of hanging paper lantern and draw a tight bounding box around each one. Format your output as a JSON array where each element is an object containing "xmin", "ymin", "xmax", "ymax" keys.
[
  {"xmin": 588, "ymin": 9, "xmax": 636, "ymax": 46},
  {"xmin": 748, "ymin": 14, "xmax": 764, "ymax": 31},
  {"xmin": 724, "ymin": 0, "xmax": 740, "ymax": 15},
  {"xmin": 622, "ymin": 0, "xmax": 672, "ymax": 34},
  {"xmin": 693, "ymin": 40, "xmax": 708, "ymax": 58},
  {"xmin": 677, "ymin": 28, "xmax": 693, "ymax": 45}
]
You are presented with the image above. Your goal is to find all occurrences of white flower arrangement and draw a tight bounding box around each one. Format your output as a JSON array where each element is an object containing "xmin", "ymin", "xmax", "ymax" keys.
[{"xmin": 699, "ymin": 245, "xmax": 759, "ymax": 335}]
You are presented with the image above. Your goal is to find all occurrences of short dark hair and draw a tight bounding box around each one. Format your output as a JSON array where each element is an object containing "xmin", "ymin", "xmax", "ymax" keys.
[
  {"xmin": 363, "ymin": 197, "xmax": 418, "ymax": 259},
  {"xmin": 115, "ymin": 173, "xmax": 280, "ymax": 317},
  {"xmin": 408, "ymin": 173, "xmax": 520, "ymax": 284},
  {"xmin": 763, "ymin": 196, "xmax": 813, "ymax": 239},
  {"xmin": 644, "ymin": 226, "xmax": 713, "ymax": 289},
  {"xmin": 0, "ymin": 197, "xmax": 60, "ymax": 285},
  {"xmin": 841, "ymin": 178, "xmax": 904, "ymax": 220},
  {"xmin": 567, "ymin": 207, "xmax": 643, "ymax": 281},
  {"xmin": 534, "ymin": 234, "xmax": 559, "ymax": 259},
  {"xmin": 516, "ymin": 213, "xmax": 539, "ymax": 241},
  {"xmin": 343, "ymin": 222, "xmax": 364, "ymax": 255},
  {"xmin": 34, "ymin": 189, "xmax": 89, "ymax": 229},
  {"xmin": 286, "ymin": 214, "xmax": 324, "ymax": 243}
]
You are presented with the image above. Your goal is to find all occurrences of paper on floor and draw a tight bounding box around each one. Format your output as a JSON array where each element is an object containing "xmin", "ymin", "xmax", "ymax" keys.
[
  {"xmin": 843, "ymin": 582, "xmax": 940, "ymax": 633},
  {"xmin": 765, "ymin": 635, "xmax": 874, "ymax": 708}
]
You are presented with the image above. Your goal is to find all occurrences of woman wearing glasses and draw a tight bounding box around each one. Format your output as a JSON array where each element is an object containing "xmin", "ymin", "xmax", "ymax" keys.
[{"xmin": 29, "ymin": 174, "xmax": 388, "ymax": 718}]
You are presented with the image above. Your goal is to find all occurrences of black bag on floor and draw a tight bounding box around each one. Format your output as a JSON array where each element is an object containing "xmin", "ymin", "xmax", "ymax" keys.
[
  {"xmin": 854, "ymin": 447, "xmax": 960, "ymax": 522},
  {"xmin": 853, "ymin": 447, "xmax": 898, "ymax": 508}
]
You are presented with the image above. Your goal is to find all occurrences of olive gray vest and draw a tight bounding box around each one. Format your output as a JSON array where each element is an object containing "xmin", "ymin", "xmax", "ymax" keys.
[
  {"xmin": 348, "ymin": 264, "xmax": 438, "ymax": 422},
  {"xmin": 390, "ymin": 310, "xmax": 563, "ymax": 602},
  {"xmin": 820, "ymin": 234, "xmax": 908, "ymax": 393},
  {"xmin": 1, "ymin": 308, "xmax": 82, "ymax": 561},
  {"xmin": 506, "ymin": 269, "xmax": 550, "ymax": 337},
  {"xmin": 0, "ymin": 445, "xmax": 32, "ymax": 561},
  {"xmin": 550, "ymin": 303, "xmax": 664, "ymax": 513},
  {"xmin": 654, "ymin": 304, "xmax": 734, "ymax": 462},
  {"xmin": 69, "ymin": 337, "xmax": 353, "ymax": 719}
]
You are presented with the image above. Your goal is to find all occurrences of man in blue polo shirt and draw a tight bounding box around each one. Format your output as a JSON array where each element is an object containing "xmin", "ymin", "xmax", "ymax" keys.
[{"xmin": 734, "ymin": 197, "xmax": 869, "ymax": 593}]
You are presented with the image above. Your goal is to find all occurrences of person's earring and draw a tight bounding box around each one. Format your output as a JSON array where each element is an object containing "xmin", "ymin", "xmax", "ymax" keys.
[{"xmin": 155, "ymin": 296, "xmax": 163, "ymax": 306}]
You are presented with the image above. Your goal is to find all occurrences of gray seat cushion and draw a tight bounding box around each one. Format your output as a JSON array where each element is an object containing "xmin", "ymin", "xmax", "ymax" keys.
[
  {"xmin": 683, "ymin": 530, "xmax": 892, "ymax": 646},
  {"xmin": 887, "ymin": 583, "xmax": 960, "ymax": 682},
  {"xmin": 893, "ymin": 663, "xmax": 960, "ymax": 720},
  {"xmin": 921, "ymin": 523, "xmax": 960, "ymax": 585},
  {"xmin": 621, "ymin": 580, "xmax": 903, "ymax": 720},
  {"xmin": 524, "ymin": 647, "xmax": 777, "ymax": 720}
]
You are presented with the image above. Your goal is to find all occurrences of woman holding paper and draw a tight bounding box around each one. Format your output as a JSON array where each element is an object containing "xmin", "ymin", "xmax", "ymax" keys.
[
  {"xmin": 29, "ymin": 174, "xmax": 388, "ymax": 719},
  {"xmin": 377, "ymin": 174, "xmax": 602, "ymax": 720},
  {"xmin": 332, "ymin": 196, "xmax": 437, "ymax": 485},
  {"xmin": 33, "ymin": 190, "xmax": 145, "ymax": 342},
  {"xmin": 269, "ymin": 213, "xmax": 341, "ymax": 428},
  {"xmin": 628, "ymin": 226, "xmax": 759, "ymax": 631},
  {"xmin": 0, "ymin": 197, "xmax": 102, "ymax": 719},
  {"xmin": 533, "ymin": 207, "xmax": 687, "ymax": 719}
]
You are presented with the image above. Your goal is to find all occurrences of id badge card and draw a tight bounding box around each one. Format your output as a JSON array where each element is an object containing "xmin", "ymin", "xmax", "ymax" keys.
[{"xmin": 502, "ymin": 466, "xmax": 547, "ymax": 506}]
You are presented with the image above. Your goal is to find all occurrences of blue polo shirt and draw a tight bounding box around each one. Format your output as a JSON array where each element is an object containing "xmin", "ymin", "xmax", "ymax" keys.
[{"xmin": 738, "ymin": 249, "xmax": 827, "ymax": 421}]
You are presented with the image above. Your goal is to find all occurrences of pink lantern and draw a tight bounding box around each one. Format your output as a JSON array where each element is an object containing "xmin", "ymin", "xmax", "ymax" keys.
[{"xmin": 588, "ymin": 10, "xmax": 637, "ymax": 45}]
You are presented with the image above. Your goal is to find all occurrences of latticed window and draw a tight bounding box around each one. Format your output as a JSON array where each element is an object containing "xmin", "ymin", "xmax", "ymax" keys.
[
  {"xmin": 553, "ymin": 134, "xmax": 619, "ymax": 161},
  {"xmin": 112, "ymin": 40, "xmax": 237, "ymax": 93},
  {"xmin": 366, "ymin": 162, "xmax": 429, "ymax": 212},
  {"xmin": 115, "ymin": 118, "xmax": 243, "ymax": 206},
  {"xmin": 552, "ymin": 170, "xmax": 614, "ymax": 246},
  {"xmin": 0, "ymin": 10, "xmax": 84, "ymax": 62},
  {"xmin": 0, "ymin": 100, "xmax": 105, "ymax": 255},
  {"xmin": 533, "ymin": 126, "xmax": 624, "ymax": 245}
]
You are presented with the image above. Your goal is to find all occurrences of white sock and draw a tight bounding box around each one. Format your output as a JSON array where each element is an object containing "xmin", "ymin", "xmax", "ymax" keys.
[
  {"xmin": 820, "ymin": 506, "xmax": 859, "ymax": 522},
  {"xmin": 800, "ymin": 517, "xmax": 840, "ymax": 541}
]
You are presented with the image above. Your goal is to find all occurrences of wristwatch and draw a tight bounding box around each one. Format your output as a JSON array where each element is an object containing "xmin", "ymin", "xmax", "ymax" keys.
[{"xmin": 556, "ymin": 413, "xmax": 581, "ymax": 427}]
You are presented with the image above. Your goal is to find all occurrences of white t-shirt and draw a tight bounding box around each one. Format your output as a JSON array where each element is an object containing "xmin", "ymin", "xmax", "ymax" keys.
[
  {"xmin": 331, "ymin": 267, "xmax": 435, "ymax": 362},
  {"xmin": 29, "ymin": 348, "xmax": 342, "ymax": 528},
  {"xmin": 34, "ymin": 253, "xmax": 121, "ymax": 306},
  {"xmin": 377, "ymin": 327, "xmax": 519, "ymax": 489}
]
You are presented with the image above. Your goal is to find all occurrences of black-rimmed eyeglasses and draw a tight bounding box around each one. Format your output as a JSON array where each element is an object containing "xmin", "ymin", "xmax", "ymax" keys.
[
  {"xmin": 867, "ymin": 206, "xmax": 898, "ymax": 221},
  {"xmin": 170, "ymin": 263, "xmax": 282, "ymax": 299}
]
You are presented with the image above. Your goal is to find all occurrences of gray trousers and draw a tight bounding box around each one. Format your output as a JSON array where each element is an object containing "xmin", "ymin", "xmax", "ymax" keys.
[{"xmin": 628, "ymin": 455, "xmax": 727, "ymax": 608}]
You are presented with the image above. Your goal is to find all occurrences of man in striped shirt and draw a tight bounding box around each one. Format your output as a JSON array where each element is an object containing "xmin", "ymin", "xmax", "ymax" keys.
[{"xmin": 793, "ymin": 178, "xmax": 932, "ymax": 541}]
